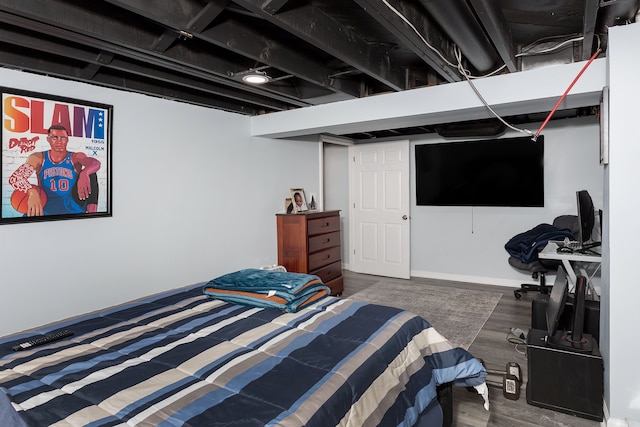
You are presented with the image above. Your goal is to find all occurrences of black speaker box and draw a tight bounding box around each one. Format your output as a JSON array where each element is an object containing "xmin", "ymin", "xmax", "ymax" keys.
[
  {"xmin": 531, "ymin": 294, "xmax": 600, "ymax": 341},
  {"xmin": 526, "ymin": 329, "xmax": 603, "ymax": 421}
]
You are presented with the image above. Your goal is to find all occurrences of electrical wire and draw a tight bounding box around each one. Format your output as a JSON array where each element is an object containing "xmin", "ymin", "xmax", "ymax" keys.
[
  {"xmin": 518, "ymin": 35, "xmax": 584, "ymax": 57},
  {"xmin": 506, "ymin": 330, "xmax": 527, "ymax": 355},
  {"xmin": 454, "ymin": 46, "xmax": 535, "ymax": 137},
  {"xmin": 379, "ymin": 0, "xmax": 465, "ymax": 72},
  {"xmin": 531, "ymin": 48, "xmax": 602, "ymax": 141},
  {"xmin": 378, "ymin": 0, "xmax": 603, "ymax": 139}
]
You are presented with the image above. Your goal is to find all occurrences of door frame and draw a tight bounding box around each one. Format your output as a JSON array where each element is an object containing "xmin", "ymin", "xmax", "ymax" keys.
[{"xmin": 320, "ymin": 134, "xmax": 354, "ymax": 269}]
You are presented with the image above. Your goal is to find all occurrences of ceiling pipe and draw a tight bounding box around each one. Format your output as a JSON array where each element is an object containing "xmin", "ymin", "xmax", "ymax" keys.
[
  {"xmin": 597, "ymin": 0, "xmax": 640, "ymax": 27},
  {"xmin": 417, "ymin": 0, "xmax": 500, "ymax": 73}
]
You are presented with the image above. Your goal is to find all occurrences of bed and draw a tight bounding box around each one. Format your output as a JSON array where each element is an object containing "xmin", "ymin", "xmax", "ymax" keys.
[{"xmin": 0, "ymin": 270, "xmax": 488, "ymax": 426}]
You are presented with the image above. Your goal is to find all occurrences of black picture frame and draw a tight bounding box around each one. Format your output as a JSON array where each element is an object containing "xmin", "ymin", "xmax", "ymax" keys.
[{"xmin": 1, "ymin": 87, "xmax": 112, "ymax": 224}]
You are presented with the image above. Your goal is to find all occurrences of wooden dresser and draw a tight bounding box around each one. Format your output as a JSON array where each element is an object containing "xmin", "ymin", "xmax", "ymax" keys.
[{"xmin": 276, "ymin": 210, "xmax": 343, "ymax": 296}]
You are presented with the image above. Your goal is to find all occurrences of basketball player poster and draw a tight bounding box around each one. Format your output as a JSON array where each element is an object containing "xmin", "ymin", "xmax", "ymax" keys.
[{"xmin": 1, "ymin": 88, "xmax": 112, "ymax": 224}]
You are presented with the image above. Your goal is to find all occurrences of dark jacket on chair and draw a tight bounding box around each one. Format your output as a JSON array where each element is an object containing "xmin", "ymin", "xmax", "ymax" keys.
[{"xmin": 505, "ymin": 224, "xmax": 575, "ymax": 264}]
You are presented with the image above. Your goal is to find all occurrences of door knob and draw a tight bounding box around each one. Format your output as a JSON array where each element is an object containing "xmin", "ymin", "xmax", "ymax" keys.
[{"xmin": 402, "ymin": 215, "xmax": 408, "ymax": 220}]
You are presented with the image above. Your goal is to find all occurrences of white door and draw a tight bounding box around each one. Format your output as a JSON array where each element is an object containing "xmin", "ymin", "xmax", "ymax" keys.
[{"xmin": 349, "ymin": 140, "xmax": 410, "ymax": 279}]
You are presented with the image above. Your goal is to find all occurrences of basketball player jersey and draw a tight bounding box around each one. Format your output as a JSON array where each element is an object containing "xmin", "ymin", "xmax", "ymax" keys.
[{"xmin": 39, "ymin": 151, "xmax": 85, "ymax": 215}]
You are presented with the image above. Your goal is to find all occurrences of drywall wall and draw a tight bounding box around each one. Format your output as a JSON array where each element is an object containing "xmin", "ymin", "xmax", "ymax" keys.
[
  {"xmin": 0, "ymin": 68, "xmax": 321, "ymax": 337},
  {"xmin": 604, "ymin": 22, "xmax": 640, "ymax": 425},
  {"xmin": 408, "ymin": 116, "xmax": 603, "ymax": 286}
]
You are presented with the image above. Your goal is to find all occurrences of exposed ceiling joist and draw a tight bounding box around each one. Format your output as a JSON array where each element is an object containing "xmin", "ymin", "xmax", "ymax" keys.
[
  {"xmin": 354, "ymin": 0, "xmax": 461, "ymax": 83},
  {"xmin": 231, "ymin": 0, "xmax": 408, "ymax": 91},
  {"xmin": 0, "ymin": 0, "xmax": 637, "ymax": 138},
  {"xmin": 261, "ymin": 0, "xmax": 291, "ymax": 15}
]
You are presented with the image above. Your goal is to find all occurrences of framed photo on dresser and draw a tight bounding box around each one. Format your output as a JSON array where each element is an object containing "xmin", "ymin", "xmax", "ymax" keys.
[{"xmin": 290, "ymin": 188, "xmax": 308, "ymax": 213}]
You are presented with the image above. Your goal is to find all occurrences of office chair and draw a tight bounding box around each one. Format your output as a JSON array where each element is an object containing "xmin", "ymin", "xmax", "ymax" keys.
[
  {"xmin": 508, "ymin": 215, "xmax": 579, "ymax": 299},
  {"xmin": 509, "ymin": 256, "xmax": 558, "ymax": 299}
]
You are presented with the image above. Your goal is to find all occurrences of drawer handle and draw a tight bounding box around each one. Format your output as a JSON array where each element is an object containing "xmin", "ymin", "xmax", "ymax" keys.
[{"xmin": 321, "ymin": 222, "xmax": 330, "ymax": 227}]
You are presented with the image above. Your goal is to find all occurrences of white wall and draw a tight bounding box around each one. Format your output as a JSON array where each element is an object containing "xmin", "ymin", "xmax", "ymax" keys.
[
  {"xmin": 0, "ymin": 68, "xmax": 321, "ymax": 337},
  {"xmin": 320, "ymin": 121, "xmax": 604, "ymax": 288},
  {"xmin": 409, "ymin": 117, "xmax": 603, "ymax": 286},
  {"xmin": 604, "ymin": 23, "xmax": 640, "ymax": 425}
]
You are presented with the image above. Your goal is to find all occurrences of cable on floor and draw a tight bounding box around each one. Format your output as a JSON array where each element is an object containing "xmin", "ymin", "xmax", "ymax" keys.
[{"xmin": 506, "ymin": 329, "xmax": 527, "ymax": 355}]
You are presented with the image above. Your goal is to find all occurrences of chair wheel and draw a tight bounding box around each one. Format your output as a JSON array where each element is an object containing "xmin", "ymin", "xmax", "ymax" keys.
[{"xmin": 514, "ymin": 290, "xmax": 522, "ymax": 299}]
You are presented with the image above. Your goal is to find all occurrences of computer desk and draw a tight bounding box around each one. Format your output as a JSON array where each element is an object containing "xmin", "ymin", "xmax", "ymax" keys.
[{"xmin": 539, "ymin": 241, "xmax": 602, "ymax": 299}]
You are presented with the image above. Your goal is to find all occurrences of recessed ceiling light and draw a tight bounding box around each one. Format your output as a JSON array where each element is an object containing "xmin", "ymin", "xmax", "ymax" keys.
[{"xmin": 241, "ymin": 71, "xmax": 271, "ymax": 84}]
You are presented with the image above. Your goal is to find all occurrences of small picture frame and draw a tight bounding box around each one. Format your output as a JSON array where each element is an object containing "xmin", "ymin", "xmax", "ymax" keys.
[
  {"xmin": 290, "ymin": 188, "xmax": 308, "ymax": 213},
  {"xmin": 285, "ymin": 197, "xmax": 294, "ymax": 214},
  {"xmin": 308, "ymin": 192, "xmax": 318, "ymax": 211}
]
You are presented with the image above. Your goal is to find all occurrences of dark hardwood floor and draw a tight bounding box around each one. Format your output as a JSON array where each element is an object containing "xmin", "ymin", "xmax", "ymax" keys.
[{"xmin": 341, "ymin": 270, "xmax": 602, "ymax": 427}]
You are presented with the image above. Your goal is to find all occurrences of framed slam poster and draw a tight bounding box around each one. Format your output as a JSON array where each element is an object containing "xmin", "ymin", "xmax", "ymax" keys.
[{"xmin": 1, "ymin": 88, "xmax": 112, "ymax": 224}]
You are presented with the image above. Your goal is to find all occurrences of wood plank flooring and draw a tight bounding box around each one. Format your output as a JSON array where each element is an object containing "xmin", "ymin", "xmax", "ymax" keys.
[{"xmin": 341, "ymin": 270, "xmax": 603, "ymax": 427}]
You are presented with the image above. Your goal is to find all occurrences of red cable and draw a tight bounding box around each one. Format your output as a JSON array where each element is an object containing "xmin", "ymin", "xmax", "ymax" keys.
[{"xmin": 533, "ymin": 49, "xmax": 602, "ymax": 141}]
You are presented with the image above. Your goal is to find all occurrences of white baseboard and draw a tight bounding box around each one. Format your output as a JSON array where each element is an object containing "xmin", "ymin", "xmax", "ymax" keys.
[
  {"xmin": 344, "ymin": 267, "xmax": 540, "ymax": 289},
  {"xmin": 409, "ymin": 269, "xmax": 531, "ymax": 288}
]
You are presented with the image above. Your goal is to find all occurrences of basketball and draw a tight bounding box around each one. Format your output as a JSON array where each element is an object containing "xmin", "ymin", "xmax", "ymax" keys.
[{"xmin": 10, "ymin": 186, "xmax": 47, "ymax": 214}]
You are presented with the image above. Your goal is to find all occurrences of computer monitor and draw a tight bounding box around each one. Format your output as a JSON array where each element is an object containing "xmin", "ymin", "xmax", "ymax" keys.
[
  {"xmin": 576, "ymin": 190, "xmax": 596, "ymax": 246},
  {"xmin": 546, "ymin": 269, "xmax": 594, "ymax": 354},
  {"xmin": 546, "ymin": 266, "xmax": 569, "ymax": 338}
]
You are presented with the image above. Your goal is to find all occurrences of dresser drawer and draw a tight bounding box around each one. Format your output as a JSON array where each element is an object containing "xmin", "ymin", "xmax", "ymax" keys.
[
  {"xmin": 325, "ymin": 276, "xmax": 344, "ymax": 296},
  {"xmin": 310, "ymin": 260, "xmax": 342, "ymax": 284},
  {"xmin": 308, "ymin": 231, "xmax": 340, "ymax": 254},
  {"xmin": 307, "ymin": 215, "xmax": 340, "ymax": 236},
  {"xmin": 308, "ymin": 246, "xmax": 341, "ymax": 271}
]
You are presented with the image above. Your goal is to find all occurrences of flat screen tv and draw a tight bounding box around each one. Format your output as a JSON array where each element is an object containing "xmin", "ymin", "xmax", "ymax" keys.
[{"xmin": 415, "ymin": 135, "xmax": 544, "ymax": 207}]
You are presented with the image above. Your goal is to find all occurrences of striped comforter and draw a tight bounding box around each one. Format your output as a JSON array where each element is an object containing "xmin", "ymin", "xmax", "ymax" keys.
[{"xmin": 0, "ymin": 284, "xmax": 486, "ymax": 426}]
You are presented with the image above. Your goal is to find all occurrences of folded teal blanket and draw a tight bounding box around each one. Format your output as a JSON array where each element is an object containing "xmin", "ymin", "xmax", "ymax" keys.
[{"xmin": 203, "ymin": 268, "xmax": 331, "ymax": 312}]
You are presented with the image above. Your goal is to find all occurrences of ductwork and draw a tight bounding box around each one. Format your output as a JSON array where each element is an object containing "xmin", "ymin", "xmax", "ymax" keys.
[
  {"xmin": 417, "ymin": 0, "xmax": 500, "ymax": 73},
  {"xmin": 598, "ymin": 0, "xmax": 640, "ymax": 27},
  {"xmin": 592, "ymin": 0, "xmax": 640, "ymax": 52}
]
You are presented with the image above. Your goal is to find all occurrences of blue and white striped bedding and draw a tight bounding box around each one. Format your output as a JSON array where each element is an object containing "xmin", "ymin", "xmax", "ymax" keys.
[{"xmin": 0, "ymin": 283, "xmax": 487, "ymax": 426}]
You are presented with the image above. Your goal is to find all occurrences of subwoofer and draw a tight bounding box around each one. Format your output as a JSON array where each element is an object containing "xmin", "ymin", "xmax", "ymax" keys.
[{"xmin": 526, "ymin": 329, "xmax": 603, "ymax": 421}]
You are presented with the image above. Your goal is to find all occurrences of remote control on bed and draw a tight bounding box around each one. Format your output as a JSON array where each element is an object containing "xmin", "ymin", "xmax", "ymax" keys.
[{"xmin": 12, "ymin": 330, "xmax": 74, "ymax": 351}]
